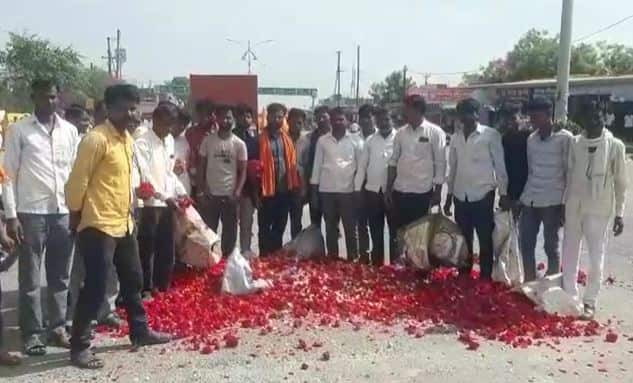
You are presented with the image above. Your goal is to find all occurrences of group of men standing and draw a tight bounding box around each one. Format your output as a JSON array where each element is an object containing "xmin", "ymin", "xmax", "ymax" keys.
[{"xmin": 0, "ymin": 78, "xmax": 627, "ymax": 369}]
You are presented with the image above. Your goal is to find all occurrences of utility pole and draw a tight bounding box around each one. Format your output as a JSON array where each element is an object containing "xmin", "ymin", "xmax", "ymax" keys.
[
  {"xmin": 355, "ymin": 45, "xmax": 360, "ymax": 106},
  {"xmin": 115, "ymin": 29, "xmax": 122, "ymax": 79},
  {"xmin": 402, "ymin": 65, "xmax": 408, "ymax": 100},
  {"xmin": 555, "ymin": 0, "xmax": 574, "ymax": 121},
  {"xmin": 334, "ymin": 50, "xmax": 342, "ymax": 107},
  {"xmin": 106, "ymin": 37, "xmax": 113, "ymax": 77}
]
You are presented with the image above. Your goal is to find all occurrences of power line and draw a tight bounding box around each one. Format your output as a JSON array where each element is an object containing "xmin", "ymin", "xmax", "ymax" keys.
[{"xmin": 573, "ymin": 13, "xmax": 633, "ymax": 43}]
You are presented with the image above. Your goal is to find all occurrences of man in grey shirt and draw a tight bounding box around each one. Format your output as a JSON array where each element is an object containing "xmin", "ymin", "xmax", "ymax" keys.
[
  {"xmin": 198, "ymin": 105, "xmax": 247, "ymax": 256},
  {"xmin": 520, "ymin": 98, "xmax": 572, "ymax": 281}
]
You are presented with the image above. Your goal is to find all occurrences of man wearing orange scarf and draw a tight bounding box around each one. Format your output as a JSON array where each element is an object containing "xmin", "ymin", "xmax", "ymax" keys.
[{"xmin": 257, "ymin": 103, "xmax": 301, "ymax": 255}]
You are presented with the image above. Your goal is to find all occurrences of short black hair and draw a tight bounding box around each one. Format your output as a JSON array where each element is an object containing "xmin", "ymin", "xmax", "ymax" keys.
[
  {"xmin": 373, "ymin": 106, "xmax": 390, "ymax": 118},
  {"xmin": 527, "ymin": 97, "xmax": 553, "ymax": 112},
  {"xmin": 104, "ymin": 84, "xmax": 140, "ymax": 107},
  {"xmin": 152, "ymin": 102, "xmax": 179, "ymax": 121},
  {"xmin": 330, "ymin": 107, "xmax": 347, "ymax": 118},
  {"xmin": 31, "ymin": 78, "xmax": 60, "ymax": 93},
  {"xmin": 215, "ymin": 104, "xmax": 234, "ymax": 116},
  {"xmin": 288, "ymin": 108, "xmax": 306, "ymax": 121},
  {"xmin": 499, "ymin": 102, "xmax": 521, "ymax": 117},
  {"xmin": 235, "ymin": 103, "xmax": 254, "ymax": 118},
  {"xmin": 358, "ymin": 104, "xmax": 375, "ymax": 118},
  {"xmin": 267, "ymin": 103, "xmax": 287, "ymax": 116},
  {"xmin": 404, "ymin": 94, "xmax": 427, "ymax": 115},
  {"xmin": 94, "ymin": 100, "xmax": 106, "ymax": 112},
  {"xmin": 195, "ymin": 98, "xmax": 215, "ymax": 114},
  {"xmin": 65, "ymin": 105, "xmax": 87, "ymax": 120},
  {"xmin": 314, "ymin": 105, "xmax": 330, "ymax": 116},
  {"xmin": 177, "ymin": 108, "xmax": 191, "ymax": 126},
  {"xmin": 456, "ymin": 98, "xmax": 481, "ymax": 115}
]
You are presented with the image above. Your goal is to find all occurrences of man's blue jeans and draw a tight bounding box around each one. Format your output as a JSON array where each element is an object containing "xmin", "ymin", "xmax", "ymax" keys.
[
  {"xmin": 17, "ymin": 213, "xmax": 74, "ymax": 340},
  {"xmin": 519, "ymin": 205, "xmax": 563, "ymax": 282}
]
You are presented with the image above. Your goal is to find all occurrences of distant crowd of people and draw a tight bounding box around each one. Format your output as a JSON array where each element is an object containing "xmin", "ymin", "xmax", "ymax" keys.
[{"xmin": 0, "ymin": 78, "xmax": 627, "ymax": 368}]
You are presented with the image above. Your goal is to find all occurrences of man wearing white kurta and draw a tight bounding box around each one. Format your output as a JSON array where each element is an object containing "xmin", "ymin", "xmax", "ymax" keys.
[{"xmin": 562, "ymin": 103, "xmax": 627, "ymax": 319}]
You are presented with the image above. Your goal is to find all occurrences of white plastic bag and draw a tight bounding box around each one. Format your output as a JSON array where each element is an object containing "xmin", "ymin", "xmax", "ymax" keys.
[
  {"xmin": 283, "ymin": 225, "xmax": 325, "ymax": 259},
  {"xmin": 520, "ymin": 273, "xmax": 582, "ymax": 316},
  {"xmin": 175, "ymin": 206, "xmax": 222, "ymax": 268},
  {"xmin": 221, "ymin": 249, "xmax": 272, "ymax": 295},
  {"xmin": 492, "ymin": 211, "xmax": 524, "ymax": 287}
]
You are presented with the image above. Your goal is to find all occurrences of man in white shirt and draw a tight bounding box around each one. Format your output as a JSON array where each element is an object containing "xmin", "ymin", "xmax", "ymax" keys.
[
  {"xmin": 355, "ymin": 106, "xmax": 396, "ymax": 266},
  {"xmin": 198, "ymin": 105, "xmax": 247, "ymax": 256},
  {"xmin": 353, "ymin": 104, "xmax": 376, "ymax": 262},
  {"xmin": 624, "ymin": 113, "xmax": 633, "ymax": 130},
  {"xmin": 562, "ymin": 101, "xmax": 627, "ymax": 320},
  {"xmin": 444, "ymin": 98, "xmax": 509, "ymax": 280},
  {"xmin": 172, "ymin": 109, "xmax": 191, "ymax": 195},
  {"xmin": 520, "ymin": 98, "xmax": 572, "ymax": 281},
  {"xmin": 310, "ymin": 107, "xmax": 362, "ymax": 260},
  {"xmin": 3, "ymin": 79, "xmax": 78, "ymax": 354},
  {"xmin": 135, "ymin": 103, "xmax": 187, "ymax": 296},
  {"xmin": 386, "ymin": 95, "xmax": 446, "ymax": 263}
]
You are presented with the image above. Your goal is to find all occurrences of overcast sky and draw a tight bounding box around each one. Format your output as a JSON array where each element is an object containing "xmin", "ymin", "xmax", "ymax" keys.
[{"xmin": 3, "ymin": 0, "xmax": 633, "ymax": 108}]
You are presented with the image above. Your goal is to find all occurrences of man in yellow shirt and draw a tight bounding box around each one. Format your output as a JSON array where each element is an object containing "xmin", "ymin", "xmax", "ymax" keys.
[{"xmin": 65, "ymin": 84, "xmax": 170, "ymax": 369}]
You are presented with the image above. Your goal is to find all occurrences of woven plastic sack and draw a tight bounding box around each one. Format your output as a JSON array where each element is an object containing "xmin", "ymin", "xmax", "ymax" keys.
[
  {"xmin": 492, "ymin": 211, "xmax": 524, "ymax": 287},
  {"xmin": 520, "ymin": 273, "xmax": 582, "ymax": 316},
  {"xmin": 398, "ymin": 213, "xmax": 470, "ymax": 271},
  {"xmin": 221, "ymin": 249, "xmax": 272, "ymax": 295},
  {"xmin": 283, "ymin": 225, "xmax": 325, "ymax": 259},
  {"xmin": 174, "ymin": 205, "xmax": 221, "ymax": 268}
]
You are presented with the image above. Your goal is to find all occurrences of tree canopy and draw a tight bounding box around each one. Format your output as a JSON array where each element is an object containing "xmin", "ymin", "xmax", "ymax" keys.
[
  {"xmin": 463, "ymin": 29, "xmax": 633, "ymax": 84},
  {"xmin": 369, "ymin": 70, "xmax": 416, "ymax": 105},
  {"xmin": 0, "ymin": 32, "xmax": 111, "ymax": 111}
]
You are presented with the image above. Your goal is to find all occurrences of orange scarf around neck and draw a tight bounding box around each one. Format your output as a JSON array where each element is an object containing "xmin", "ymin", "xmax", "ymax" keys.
[{"xmin": 259, "ymin": 128, "xmax": 300, "ymax": 197}]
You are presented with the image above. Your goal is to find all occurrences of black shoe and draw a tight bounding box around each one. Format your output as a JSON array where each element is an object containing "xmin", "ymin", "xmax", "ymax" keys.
[
  {"xmin": 131, "ymin": 330, "xmax": 172, "ymax": 347},
  {"xmin": 98, "ymin": 313, "xmax": 122, "ymax": 329}
]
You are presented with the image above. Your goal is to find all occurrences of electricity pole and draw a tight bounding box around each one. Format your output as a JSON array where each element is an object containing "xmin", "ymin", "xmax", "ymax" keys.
[
  {"xmin": 334, "ymin": 50, "xmax": 342, "ymax": 107},
  {"xmin": 402, "ymin": 65, "xmax": 408, "ymax": 100},
  {"xmin": 555, "ymin": 0, "xmax": 574, "ymax": 121},
  {"xmin": 115, "ymin": 29, "xmax": 121, "ymax": 79},
  {"xmin": 355, "ymin": 45, "xmax": 360, "ymax": 106},
  {"xmin": 106, "ymin": 37, "xmax": 113, "ymax": 77}
]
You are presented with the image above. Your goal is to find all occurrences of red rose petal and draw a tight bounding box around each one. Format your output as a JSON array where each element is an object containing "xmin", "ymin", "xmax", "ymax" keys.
[{"xmin": 100, "ymin": 255, "xmax": 607, "ymax": 355}]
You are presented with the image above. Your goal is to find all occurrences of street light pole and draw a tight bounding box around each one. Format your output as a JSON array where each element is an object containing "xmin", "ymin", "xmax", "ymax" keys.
[{"xmin": 555, "ymin": 0, "xmax": 574, "ymax": 121}]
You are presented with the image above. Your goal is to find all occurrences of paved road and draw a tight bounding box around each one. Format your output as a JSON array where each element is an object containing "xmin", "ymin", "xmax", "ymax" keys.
[{"xmin": 2, "ymin": 164, "xmax": 633, "ymax": 382}]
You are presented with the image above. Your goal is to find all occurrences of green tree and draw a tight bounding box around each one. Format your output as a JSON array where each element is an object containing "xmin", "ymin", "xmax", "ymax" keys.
[
  {"xmin": 597, "ymin": 42, "xmax": 633, "ymax": 75},
  {"xmin": 77, "ymin": 65, "xmax": 111, "ymax": 102},
  {"xmin": 463, "ymin": 29, "xmax": 633, "ymax": 84},
  {"xmin": 0, "ymin": 32, "xmax": 110, "ymax": 111},
  {"xmin": 369, "ymin": 70, "xmax": 416, "ymax": 104}
]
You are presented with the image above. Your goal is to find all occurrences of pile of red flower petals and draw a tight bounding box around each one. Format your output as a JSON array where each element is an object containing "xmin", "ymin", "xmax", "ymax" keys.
[{"xmin": 103, "ymin": 255, "xmax": 602, "ymax": 352}]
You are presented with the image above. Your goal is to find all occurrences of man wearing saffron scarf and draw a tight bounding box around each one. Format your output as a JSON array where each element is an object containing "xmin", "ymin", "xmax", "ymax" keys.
[
  {"xmin": 257, "ymin": 103, "xmax": 301, "ymax": 255},
  {"xmin": 562, "ymin": 101, "xmax": 627, "ymax": 320}
]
